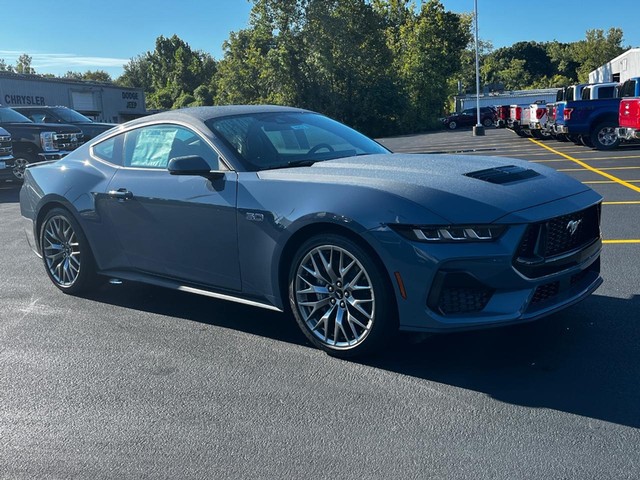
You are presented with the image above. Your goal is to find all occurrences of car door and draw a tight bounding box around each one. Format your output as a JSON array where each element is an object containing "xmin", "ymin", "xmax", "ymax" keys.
[{"xmin": 101, "ymin": 123, "xmax": 241, "ymax": 291}]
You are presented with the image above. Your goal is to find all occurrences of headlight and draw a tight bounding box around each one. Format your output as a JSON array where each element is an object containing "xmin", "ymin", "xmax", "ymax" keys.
[
  {"xmin": 390, "ymin": 224, "xmax": 506, "ymax": 242},
  {"xmin": 40, "ymin": 132, "xmax": 57, "ymax": 152}
]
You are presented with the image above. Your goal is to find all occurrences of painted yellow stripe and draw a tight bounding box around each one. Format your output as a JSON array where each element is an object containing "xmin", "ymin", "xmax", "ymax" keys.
[
  {"xmin": 603, "ymin": 201, "xmax": 640, "ymax": 205},
  {"xmin": 528, "ymin": 138, "xmax": 640, "ymax": 193},
  {"xmin": 583, "ymin": 180, "xmax": 640, "ymax": 184},
  {"xmin": 603, "ymin": 239, "xmax": 640, "ymax": 244},
  {"xmin": 559, "ymin": 166, "xmax": 640, "ymax": 172}
]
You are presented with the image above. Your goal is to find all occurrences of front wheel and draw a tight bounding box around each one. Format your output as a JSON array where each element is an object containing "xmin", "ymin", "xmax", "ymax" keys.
[
  {"xmin": 447, "ymin": 121, "xmax": 457, "ymax": 130},
  {"xmin": 12, "ymin": 153, "xmax": 36, "ymax": 183},
  {"xmin": 288, "ymin": 234, "xmax": 396, "ymax": 358},
  {"xmin": 482, "ymin": 117, "xmax": 493, "ymax": 128},
  {"xmin": 590, "ymin": 122, "xmax": 620, "ymax": 150},
  {"xmin": 40, "ymin": 208, "xmax": 98, "ymax": 294}
]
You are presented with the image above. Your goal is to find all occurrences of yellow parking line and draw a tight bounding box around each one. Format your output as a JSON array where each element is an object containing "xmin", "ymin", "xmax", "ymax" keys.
[
  {"xmin": 583, "ymin": 180, "xmax": 640, "ymax": 184},
  {"xmin": 603, "ymin": 201, "xmax": 640, "ymax": 205},
  {"xmin": 603, "ymin": 239, "xmax": 640, "ymax": 244},
  {"xmin": 559, "ymin": 166, "xmax": 640, "ymax": 172},
  {"xmin": 528, "ymin": 138, "xmax": 640, "ymax": 193}
]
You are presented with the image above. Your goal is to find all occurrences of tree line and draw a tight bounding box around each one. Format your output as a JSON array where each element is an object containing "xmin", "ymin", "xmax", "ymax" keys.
[{"xmin": 0, "ymin": 0, "xmax": 628, "ymax": 136}]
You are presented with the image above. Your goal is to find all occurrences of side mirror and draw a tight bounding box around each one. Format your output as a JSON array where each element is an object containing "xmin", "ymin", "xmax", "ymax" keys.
[{"xmin": 168, "ymin": 155, "xmax": 224, "ymax": 179}]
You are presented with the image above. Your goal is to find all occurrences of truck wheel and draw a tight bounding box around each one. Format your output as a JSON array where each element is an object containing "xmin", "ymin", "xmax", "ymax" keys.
[
  {"xmin": 482, "ymin": 118, "xmax": 493, "ymax": 128},
  {"xmin": 530, "ymin": 130, "xmax": 542, "ymax": 139},
  {"xmin": 447, "ymin": 121, "xmax": 457, "ymax": 130},
  {"xmin": 590, "ymin": 122, "xmax": 620, "ymax": 150},
  {"xmin": 556, "ymin": 134, "xmax": 569, "ymax": 142},
  {"xmin": 580, "ymin": 135, "xmax": 594, "ymax": 147},
  {"xmin": 12, "ymin": 153, "xmax": 36, "ymax": 183}
]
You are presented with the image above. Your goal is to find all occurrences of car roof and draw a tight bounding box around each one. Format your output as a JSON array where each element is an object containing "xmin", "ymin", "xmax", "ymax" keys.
[{"xmin": 125, "ymin": 105, "xmax": 313, "ymax": 128}]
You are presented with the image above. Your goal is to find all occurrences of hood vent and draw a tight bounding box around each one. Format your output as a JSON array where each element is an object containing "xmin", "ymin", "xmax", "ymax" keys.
[{"xmin": 464, "ymin": 165, "xmax": 540, "ymax": 184}]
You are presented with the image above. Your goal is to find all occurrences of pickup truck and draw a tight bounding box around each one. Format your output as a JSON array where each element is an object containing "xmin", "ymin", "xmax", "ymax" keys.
[
  {"xmin": 0, "ymin": 107, "xmax": 84, "ymax": 182},
  {"xmin": 507, "ymin": 104, "xmax": 531, "ymax": 137},
  {"xmin": 495, "ymin": 105, "xmax": 510, "ymax": 128},
  {"xmin": 0, "ymin": 127, "xmax": 14, "ymax": 182},
  {"xmin": 527, "ymin": 101, "xmax": 549, "ymax": 139},
  {"xmin": 615, "ymin": 77, "xmax": 640, "ymax": 142},
  {"xmin": 553, "ymin": 84, "xmax": 589, "ymax": 141},
  {"xmin": 563, "ymin": 78, "xmax": 640, "ymax": 150},
  {"xmin": 12, "ymin": 105, "xmax": 116, "ymax": 141},
  {"xmin": 580, "ymin": 82, "xmax": 619, "ymax": 100}
]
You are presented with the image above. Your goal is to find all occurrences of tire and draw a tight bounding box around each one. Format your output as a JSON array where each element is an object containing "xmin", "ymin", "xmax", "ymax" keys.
[
  {"xmin": 447, "ymin": 121, "xmax": 457, "ymax": 130},
  {"xmin": 580, "ymin": 135, "xmax": 594, "ymax": 147},
  {"xmin": 288, "ymin": 234, "xmax": 396, "ymax": 358},
  {"xmin": 530, "ymin": 130, "xmax": 542, "ymax": 139},
  {"xmin": 482, "ymin": 117, "xmax": 493, "ymax": 128},
  {"xmin": 590, "ymin": 122, "xmax": 620, "ymax": 150},
  {"xmin": 40, "ymin": 208, "xmax": 98, "ymax": 294},
  {"xmin": 556, "ymin": 134, "xmax": 569, "ymax": 142},
  {"xmin": 12, "ymin": 152, "xmax": 36, "ymax": 183},
  {"xmin": 515, "ymin": 129, "xmax": 528, "ymax": 138}
]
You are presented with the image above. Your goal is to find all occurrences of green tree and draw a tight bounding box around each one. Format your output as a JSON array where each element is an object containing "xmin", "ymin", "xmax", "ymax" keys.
[
  {"xmin": 15, "ymin": 54, "xmax": 36, "ymax": 74},
  {"xmin": 63, "ymin": 70, "xmax": 113, "ymax": 83},
  {"xmin": 573, "ymin": 28, "xmax": 626, "ymax": 82}
]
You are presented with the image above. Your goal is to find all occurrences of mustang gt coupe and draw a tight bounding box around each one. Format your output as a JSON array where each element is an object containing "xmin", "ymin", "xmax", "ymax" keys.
[{"xmin": 19, "ymin": 106, "xmax": 603, "ymax": 357}]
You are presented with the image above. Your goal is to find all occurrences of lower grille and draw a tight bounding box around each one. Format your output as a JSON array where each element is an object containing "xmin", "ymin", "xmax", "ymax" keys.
[
  {"xmin": 437, "ymin": 287, "xmax": 493, "ymax": 315},
  {"xmin": 531, "ymin": 282, "xmax": 560, "ymax": 304},
  {"xmin": 427, "ymin": 271, "xmax": 494, "ymax": 316}
]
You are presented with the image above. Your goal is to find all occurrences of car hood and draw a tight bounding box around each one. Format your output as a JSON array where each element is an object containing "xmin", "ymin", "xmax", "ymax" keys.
[{"xmin": 257, "ymin": 153, "xmax": 591, "ymax": 224}]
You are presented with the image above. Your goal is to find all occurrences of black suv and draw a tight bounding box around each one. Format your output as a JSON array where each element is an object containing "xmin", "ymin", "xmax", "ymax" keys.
[
  {"xmin": 442, "ymin": 107, "xmax": 496, "ymax": 130},
  {"xmin": 13, "ymin": 106, "xmax": 115, "ymax": 141}
]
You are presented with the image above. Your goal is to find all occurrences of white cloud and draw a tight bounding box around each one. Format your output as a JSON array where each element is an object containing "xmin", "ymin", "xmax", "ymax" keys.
[{"xmin": 0, "ymin": 50, "xmax": 128, "ymax": 71}]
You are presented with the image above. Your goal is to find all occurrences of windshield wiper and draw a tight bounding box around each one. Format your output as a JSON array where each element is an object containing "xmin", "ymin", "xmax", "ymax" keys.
[{"xmin": 265, "ymin": 160, "xmax": 316, "ymax": 170}]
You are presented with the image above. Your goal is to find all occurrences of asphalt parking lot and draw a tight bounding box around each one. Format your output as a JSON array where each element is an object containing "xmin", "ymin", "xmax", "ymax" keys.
[{"xmin": 1, "ymin": 128, "xmax": 639, "ymax": 479}]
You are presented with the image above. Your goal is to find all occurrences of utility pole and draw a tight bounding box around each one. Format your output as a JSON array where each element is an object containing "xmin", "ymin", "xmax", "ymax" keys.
[{"xmin": 472, "ymin": 0, "xmax": 485, "ymax": 136}]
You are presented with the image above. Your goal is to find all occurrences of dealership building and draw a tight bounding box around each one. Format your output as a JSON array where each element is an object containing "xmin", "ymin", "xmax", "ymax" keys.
[{"xmin": 0, "ymin": 72, "xmax": 146, "ymax": 123}]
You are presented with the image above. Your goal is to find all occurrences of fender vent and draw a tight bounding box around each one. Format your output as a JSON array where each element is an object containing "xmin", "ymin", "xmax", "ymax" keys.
[{"xmin": 465, "ymin": 165, "xmax": 540, "ymax": 184}]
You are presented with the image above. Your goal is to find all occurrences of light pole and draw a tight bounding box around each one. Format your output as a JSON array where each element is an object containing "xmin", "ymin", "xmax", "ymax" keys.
[{"xmin": 472, "ymin": 0, "xmax": 485, "ymax": 136}]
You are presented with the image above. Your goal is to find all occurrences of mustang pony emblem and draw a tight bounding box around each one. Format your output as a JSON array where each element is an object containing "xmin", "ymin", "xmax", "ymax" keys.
[{"xmin": 566, "ymin": 219, "xmax": 582, "ymax": 236}]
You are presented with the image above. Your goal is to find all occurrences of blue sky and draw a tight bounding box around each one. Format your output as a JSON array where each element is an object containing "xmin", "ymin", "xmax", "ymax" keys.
[{"xmin": 1, "ymin": 0, "xmax": 638, "ymax": 79}]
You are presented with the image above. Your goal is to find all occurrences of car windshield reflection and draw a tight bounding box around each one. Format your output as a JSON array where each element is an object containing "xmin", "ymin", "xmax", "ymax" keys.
[{"xmin": 206, "ymin": 112, "xmax": 388, "ymax": 171}]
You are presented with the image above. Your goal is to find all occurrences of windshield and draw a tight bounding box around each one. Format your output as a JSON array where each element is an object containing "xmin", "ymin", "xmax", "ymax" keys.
[
  {"xmin": 55, "ymin": 108, "xmax": 93, "ymax": 123},
  {"xmin": 206, "ymin": 112, "xmax": 389, "ymax": 171},
  {"xmin": 0, "ymin": 108, "xmax": 33, "ymax": 123}
]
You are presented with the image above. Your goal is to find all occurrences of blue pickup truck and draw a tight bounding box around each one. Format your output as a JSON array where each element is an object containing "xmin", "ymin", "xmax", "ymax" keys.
[
  {"xmin": 551, "ymin": 84, "xmax": 588, "ymax": 142},
  {"xmin": 561, "ymin": 77, "xmax": 640, "ymax": 150}
]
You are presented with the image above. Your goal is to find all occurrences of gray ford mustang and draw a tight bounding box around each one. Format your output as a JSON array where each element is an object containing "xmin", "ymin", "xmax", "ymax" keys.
[{"xmin": 19, "ymin": 105, "xmax": 603, "ymax": 357}]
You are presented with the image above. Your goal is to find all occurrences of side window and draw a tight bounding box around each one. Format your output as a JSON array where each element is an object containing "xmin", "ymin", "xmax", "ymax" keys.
[
  {"xmin": 92, "ymin": 135, "xmax": 123, "ymax": 166},
  {"xmin": 123, "ymin": 124, "xmax": 218, "ymax": 169}
]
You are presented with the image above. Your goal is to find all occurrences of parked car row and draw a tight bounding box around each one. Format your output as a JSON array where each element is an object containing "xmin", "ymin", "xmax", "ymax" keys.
[
  {"xmin": 0, "ymin": 105, "xmax": 115, "ymax": 183},
  {"xmin": 501, "ymin": 77, "xmax": 640, "ymax": 150}
]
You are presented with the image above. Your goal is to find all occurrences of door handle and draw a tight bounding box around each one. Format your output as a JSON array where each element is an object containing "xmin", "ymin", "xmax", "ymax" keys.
[{"xmin": 107, "ymin": 188, "xmax": 133, "ymax": 200}]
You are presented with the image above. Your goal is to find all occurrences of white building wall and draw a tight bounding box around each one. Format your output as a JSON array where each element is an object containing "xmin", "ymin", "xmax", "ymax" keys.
[{"xmin": 589, "ymin": 48, "xmax": 640, "ymax": 83}]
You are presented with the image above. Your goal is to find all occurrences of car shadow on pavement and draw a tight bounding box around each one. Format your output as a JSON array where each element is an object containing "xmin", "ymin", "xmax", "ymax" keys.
[
  {"xmin": 83, "ymin": 281, "xmax": 640, "ymax": 429},
  {"xmin": 0, "ymin": 183, "xmax": 20, "ymax": 203},
  {"xmin": 363, "ymin": 293, "xmax": 640, "ymax": 429}
]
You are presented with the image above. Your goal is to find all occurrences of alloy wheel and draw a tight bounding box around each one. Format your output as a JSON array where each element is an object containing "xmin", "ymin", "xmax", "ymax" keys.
[
  {"xmin": 294, "ymin": 244, "xmax": 375, "ymax": 350},
  {"xmin": 43, "ymin": 215, "xmax": 82, "ymax": 287}
]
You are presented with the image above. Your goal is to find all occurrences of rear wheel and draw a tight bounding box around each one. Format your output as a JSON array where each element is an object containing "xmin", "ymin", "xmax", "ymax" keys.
[
  {"xmin": 40, "ymin": 208, "xmax": 98, "ymax": 294},
  {"xmin": 590, "ymin": 122, "xmax": 620, "ymax": 150},
  {"xmin": 482, "ymin": 117, "xmax": 493, "ymax": 128},
  {"xmin": 288, "ymin": 234, "xmax": 396, "ymax": 358}
]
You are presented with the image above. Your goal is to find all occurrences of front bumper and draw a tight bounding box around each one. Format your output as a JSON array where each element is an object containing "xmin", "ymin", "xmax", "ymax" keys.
[
  {"xmin": 367, "ymin": 193, "xmax": 603, "ymax": 333},
  {"xmin": 38, "ymin": 151, "xmax": 74, "ymax": 161},
  {"xmin": 0, "ymin": 156, "xmax": 15, "ymax": 180}
]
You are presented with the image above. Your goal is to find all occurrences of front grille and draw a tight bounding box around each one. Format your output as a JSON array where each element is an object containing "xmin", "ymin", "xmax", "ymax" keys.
[
  {"xmin": 0, "ymin": 135, "xmax": 11, "ymax": 156},
  {"xmin": 53, "ymin": 133, "xmax": 83, "ymax": 151},
  {"xmin": 515, "ymin": 205, "xmax": 600, "ymax": 277}
]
